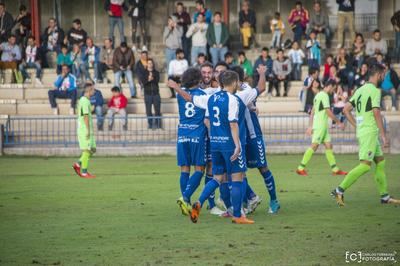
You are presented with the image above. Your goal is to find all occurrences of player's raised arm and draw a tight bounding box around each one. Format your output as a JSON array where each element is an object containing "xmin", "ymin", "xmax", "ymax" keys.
[
  {"xmin": 256, "ymin": 65, "xmax": 267, "ymax": 95},
  {"xmin": 343, "ymin": 102, "xmax": 356, "ymax": 128},
  {"xmin": 167, "ymin": 79, "xmax": 192, "ymax": 102}
]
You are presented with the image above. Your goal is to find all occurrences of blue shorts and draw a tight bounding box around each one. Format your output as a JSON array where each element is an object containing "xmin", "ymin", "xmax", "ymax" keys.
[
  {"xmin": 177, "ymin": 136, "xmax": 207, "ymax": 167},
  {"xmin": 211, "ymin": 149, "xmax": 247, "ymax": 175},
  {"xmin": 206, "ymin": 137, "xmax": 212, "ymax": 162},
  {"xmin": 246, "ymin": 137, "xmax": 268, "ymax": 169}
]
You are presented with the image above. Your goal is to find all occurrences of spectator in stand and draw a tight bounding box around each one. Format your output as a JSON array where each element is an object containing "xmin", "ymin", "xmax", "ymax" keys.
[
  {"xmin": 173, "ymin": 2, "xmax": 191, "ymax": 61},
  {"xmin": 352, "ymin": 33, "xmax": 365, "ymax": 70},
  {"xmin": 40, "ymin": 18, "xmax": 65, "ymax": 68},
  {"xmin": 107, "ymin": 86, "xmax": 128, "ymax": 131},
  {"xmin": 323, "ymin": 54, "xmax": 334, "ymax": 81},
  {"xmin": 186, "ymin": 13, "xmax": 208, "ymax": 66},
  {"xmin": 391, "ymin": 10, "xmax": 400, "ymax": 63},
  {"xmin": 135, "ymin": 50, "xmax": 148, "ymax": 82},
  {"xmin": 104, "ymin": 0, "xmax": 128, "ymax": 45},
  {"xmin": 224, "ymin": 52, "xmax": 234, "ymax": 69},
  {"xmin": 14, "ymin": 5, "xmax": 31, "ymax": 45},
  {"xmin": 288, "ymin": 1, "xmax": 309, "ymax": 44},
  {"xmin": 82, "ymin": 37, "xmax": 101, "ymax": 83},
  {"xmin": 70, "ymin": 44, "xmax": 86, "ymax": 83},
  {"xmin": 207, "ymin": 12, "xmax": 229, "ymax": 67},
  {"xmin": 304, "ymin": 78, "xmax": 321, "ymax": 114},
  {"xmin": 288, "ymin": 41, "xmax": 305, "ymax": 81},
  {"xmin": 324, "ymin": 64, "xmax": 341, "ymax": 86},
  {"xmin": 332, "ymin": 85, "xmax": 348, "ymax": 124},
  {"xmin": 235, "ymin": 51, "xmax": 253, "ymax": 79},
  {"xmin": 87, "ymin": 86, "xmax": 105, "ymax": 131},
  {"xmin": 381, "ymin": 63, "xmax": 399, "ymax": 111},
  {"xmin": 57, "ymin": 45, "xmax": 72, "ymax": 74},
  {"xmin": 335, "ymin": 48, "xmax": 355, "ymax": 91},
  {"xmin": 336, "ymin": 0, "xmax": 355, "ymax": 49},
  {"xmin": 305, "ymin": 31, "xmax": 321, "ymax": 69},
  {"xmin": 168, "ymin": 49, "xmax": 188, "ymax": 98},
  {"xmin": 193, "ymin": 52, "xmax": 207, "ymax": 68},
  {"xmin": 163, "ymin": 16, "xmax": 182, "ymax": 72},
  {"xmin": 19, "ymin": 36, "xmax": 43, "ymax": 86},
  {"xmin": 301, "ymin": 68, "xmax": 319, "ymax": 112},
  {"xmin": 375, "ymin": 53, "xmax": 385, "ymax": 65},
  {"xmin": 239, "ymin": 0, "xmax": 257, "ymax": 49},
  {"xmin": 354, "ymin": 62, "xmax": 369, "ymax": 89},
  {"xmin": 270, "ymin": 12, "xmax": 285, "ymax": 49},
  {"xmin": 307, "ymin": 1, "xmax": 331, "ymax": 48},
  {"xmin": 272, "ymin": 49, "xmax": 292, "ymax": 97},
  {"xmin": 113, "ymin": 42, "xmax": 136, "ymax": 98},
  {"xmin": 0, "ymin": 35, "xmax": 21, "ymax": 78},
  {"xmin": 193, "ymin": 0, "xmax": 212, "ymax": 24},
  {"xmin": 128, "ymin": 0, "xmax": 147, "ymax": 51},
  {"xmin": 253, "ymin": 47, "xmax": 274, "ymax": 90},
  {"xmin": 65, "ymin": 19, "xmax": 88, "ymax": 47},
  {"xmin": 366, "ymin": 29, "xmax": 388, "ymax": 58},
  {"xmin": 140, "ymin": 58, "xmax": 161, "ymax": 129},
  {"xmin": 48, "ymin": 64, "xmax": 77, "ymax": 115},
  {"xmin": 99, "ymin": 38, "xmax": 114, "ymax": 83},
  {"xmin": 0, "ymin": 3, "xmax": 14, "ymax": 43}
]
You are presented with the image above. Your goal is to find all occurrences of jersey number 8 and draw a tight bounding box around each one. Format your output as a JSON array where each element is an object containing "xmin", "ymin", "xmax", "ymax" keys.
[{"xmin": 185, "ymin": 102, "xmax": 195, "ymax": 118}]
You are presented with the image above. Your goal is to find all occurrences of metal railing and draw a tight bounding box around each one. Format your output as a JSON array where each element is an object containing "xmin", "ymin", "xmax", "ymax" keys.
[{"xmin": 3, "ymin": 115, "xmax": 358, "ymax": 147}]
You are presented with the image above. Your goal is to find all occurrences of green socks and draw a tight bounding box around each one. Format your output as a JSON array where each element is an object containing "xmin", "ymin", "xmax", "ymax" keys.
[
  {"xmin": 298, "ymin": 148, "xmax": 314, "ymax": 170},
  {"xmin": 374, "ymin": 160, "xmax": 388, "ymax": 196},
  {"xmin": 339, "ymin": 163, "xmax": 371, "ymax": 191},
  {"xmin": 79, "ymin": 151, "xmax": 91, "ymax": 173},
  {"xmin": 325, "ymin": 149, "xmax": 339, "ymax": 172}
]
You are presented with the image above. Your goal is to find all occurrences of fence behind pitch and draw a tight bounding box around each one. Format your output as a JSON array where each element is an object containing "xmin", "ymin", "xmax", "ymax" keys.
[{"xmin": 3, "ymin": 115, "xmax": 359, "ymax": 147}]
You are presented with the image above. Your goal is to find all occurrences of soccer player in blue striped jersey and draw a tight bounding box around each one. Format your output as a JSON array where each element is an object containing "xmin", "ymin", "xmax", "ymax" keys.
[
  {"xmin": 175, "ymin": 68, "xmax": 208, "ymax": 216},
  {"xmin": 232, "ymin": 67, "xmax": 280, "ymax": 214},
  {"xmin": 169, "ymin": 66, "xmax": 267, "ymax": 224}
]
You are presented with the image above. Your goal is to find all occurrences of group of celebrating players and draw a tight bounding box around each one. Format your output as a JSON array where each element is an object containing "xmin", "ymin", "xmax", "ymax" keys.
[
  {"xmin": 69, "ymin": 61, "xmax": 400, "ymax": 222},
  {"xmin": 167, "ymin": 61, "xmax": 400, "ymax": 225}
]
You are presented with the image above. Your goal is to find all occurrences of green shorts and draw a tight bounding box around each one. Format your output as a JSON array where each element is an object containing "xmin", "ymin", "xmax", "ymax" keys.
[
  {"xmin": 312, "ymin": 127, "xmax": 331, "ymax": 144},
  {"xmin": 358, "ymin": 134, "xmax": 383, "ymax": 161},
  {"xmin": 78, "ymin": 134, "xmax": 96, "ymax": 151}
]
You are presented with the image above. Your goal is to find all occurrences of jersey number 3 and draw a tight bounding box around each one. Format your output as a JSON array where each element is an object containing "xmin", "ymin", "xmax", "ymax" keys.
[{"xmin": 212, "ymin": 106, "xmax": 221, "ymax": 126}]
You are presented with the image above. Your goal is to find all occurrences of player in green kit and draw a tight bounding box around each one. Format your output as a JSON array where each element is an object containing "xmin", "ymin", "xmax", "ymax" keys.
[
  {"xmin": 296, "ymin": 80, "xmax": 347, "ymax": 176},
  {"xmin": 331, "ymin": 64, "xmax": 400, "ymax": 206},
  {"xmin": 72, "ymin": 83, "xmax": 96, "ymax": 179}
]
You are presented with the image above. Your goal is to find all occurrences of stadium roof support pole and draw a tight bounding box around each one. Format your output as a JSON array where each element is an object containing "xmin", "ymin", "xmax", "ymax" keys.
[
  {"xmin": 30, "ymin": 0, "xmax": 41, "ymax": 46},
  {"xmin": 223, "ymin": 0, "xmax": 229, "ymax": 25}
]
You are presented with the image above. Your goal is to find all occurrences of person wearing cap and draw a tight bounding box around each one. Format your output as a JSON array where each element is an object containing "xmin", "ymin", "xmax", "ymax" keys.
[{"xmin": 112, "ymin": 42, "xmax": 136, "ymax": 98}]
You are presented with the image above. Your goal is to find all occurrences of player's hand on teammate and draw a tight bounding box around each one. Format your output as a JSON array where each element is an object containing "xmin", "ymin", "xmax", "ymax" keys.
[
  {"xmin": 306, "ymin": 127, "xmax": 312, "ymax": 136},
  {"xmin": 231, "ymin": 146, "xmax": 241, "ymax": 162}
]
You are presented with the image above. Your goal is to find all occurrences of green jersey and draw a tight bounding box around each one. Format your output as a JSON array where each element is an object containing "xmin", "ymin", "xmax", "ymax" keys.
[
  {"xmin": 349, "ymin": 83, "xmax": 381, "ymax": 137},
  {"xmin": 313, "ymin": 91, "xmax": 330, "ymax": 129},
  {"xmin": 77, "ymin": 96, "xmax": 93, "ymax": 137}
]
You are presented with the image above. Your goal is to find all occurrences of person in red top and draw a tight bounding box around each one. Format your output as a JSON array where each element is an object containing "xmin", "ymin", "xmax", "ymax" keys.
[
  {"xmin": 104, "ymin": 0, "xmax": 128, "ymax": 45},
  {"xmin": 288, "ymin": 1, "xmax": 309, "ymax": 44},
  {"xmin": 106, "ymin": 86, "xmax": 128, "ymax": 131},
  {"xmin": 323, "ymin": 54, "xmax": 334, "ymax": 81}
]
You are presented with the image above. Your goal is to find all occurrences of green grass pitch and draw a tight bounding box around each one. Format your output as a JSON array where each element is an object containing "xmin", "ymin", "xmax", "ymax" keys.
[{"xmin": 0, "ymin": 154, "xmax": 399, "ymax": 265}]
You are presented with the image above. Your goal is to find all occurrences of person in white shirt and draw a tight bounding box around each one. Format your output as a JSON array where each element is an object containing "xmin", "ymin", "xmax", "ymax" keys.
[
  {"xmin": 19, "ymin": 36, "xmax": 43, "ymax": 85},
  {"xmin": 186, "ymin": 13, "xmax": 208, "ymax": 66},
  {"xmin": 287, "ymin": 41, "xmax": 305, "ymax": 81},
  {"xmin": 366, "ymin": 29, "xmax": 388, "ymax": 57},
  {"xmin": 168, "ymin": 49, "xmax": 188, "ymax": 97}
]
